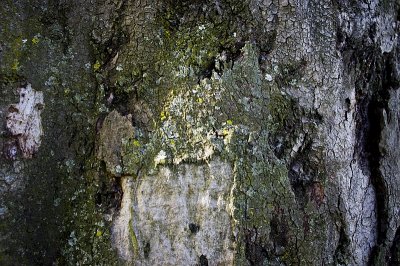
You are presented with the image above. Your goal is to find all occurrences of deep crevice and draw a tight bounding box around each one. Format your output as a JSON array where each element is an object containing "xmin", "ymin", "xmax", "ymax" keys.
[
  {"xmin": 349, "ymin": 45, "xmax": 393, "ymax": 264},
  {"xmin": 366, "ymin": 97, "xmax": 388, "ymax": 265}
]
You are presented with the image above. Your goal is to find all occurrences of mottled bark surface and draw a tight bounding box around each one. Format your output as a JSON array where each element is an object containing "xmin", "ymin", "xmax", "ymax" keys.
[{"xmin": 1, "ymin": 0, "xmax": 400, "ymax": 265}]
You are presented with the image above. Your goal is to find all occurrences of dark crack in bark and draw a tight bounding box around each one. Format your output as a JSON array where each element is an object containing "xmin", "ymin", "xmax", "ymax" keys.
[{"xmin": 350, "ymin": 45, "xmax": 395, "ymax": 265}]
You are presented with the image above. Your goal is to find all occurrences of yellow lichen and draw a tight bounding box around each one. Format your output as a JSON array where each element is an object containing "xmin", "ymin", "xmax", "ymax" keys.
[
  {"xmin": 133, "ymin": 140, "xmax": 140, "ymax": 147},
  {"xmin": 160, "ymin": 111, "xmax": 168, "ymax": 121},
  {"xmin": 96, "ymin": 230, "xmax": 103, "ymax": 237},
  {"xmin": 93, "ymin": 60, "xmax": 101, "ymax": 71},
  {"xmin": 32, "ymin": 36, "xmax": 40, "ymax": 45},
  {"xmin": 11, "ymin": 59, "xmax": 20, "ymax": 71}
]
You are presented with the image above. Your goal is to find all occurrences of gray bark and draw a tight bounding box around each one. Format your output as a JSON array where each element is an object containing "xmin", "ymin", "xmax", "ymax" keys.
[{"xmin": 1, "ymin": 0, "xmax": 400, "ymax": 265}]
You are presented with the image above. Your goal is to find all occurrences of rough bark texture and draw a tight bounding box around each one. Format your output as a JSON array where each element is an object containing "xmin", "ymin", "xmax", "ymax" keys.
[{"xmin": 1, "ymin": 0, "xmax": 400, "ymax": 265}]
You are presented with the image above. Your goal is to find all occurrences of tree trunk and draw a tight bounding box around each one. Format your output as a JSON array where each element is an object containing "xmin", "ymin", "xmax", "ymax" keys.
[{"xmin": 1, "ymin": 0, "xmax": 399, "ymax": 265}]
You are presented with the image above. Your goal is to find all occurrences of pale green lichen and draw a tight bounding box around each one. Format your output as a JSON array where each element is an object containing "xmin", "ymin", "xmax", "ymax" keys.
[{"xmin": 138, "ymin": 43, "xmax": 263, "ymax": 167}]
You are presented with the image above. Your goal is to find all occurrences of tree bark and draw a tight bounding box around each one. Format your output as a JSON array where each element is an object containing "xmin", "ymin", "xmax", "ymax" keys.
[{"xmin": 1, "ymin": 0, "xmax": 400, "ymax": 265}]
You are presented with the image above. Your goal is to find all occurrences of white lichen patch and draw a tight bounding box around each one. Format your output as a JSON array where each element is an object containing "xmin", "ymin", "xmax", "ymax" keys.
[
  {"xmin": 265, "ymin": 73, "xmax": 273, "ymax": 81},
  {"xmin": 6, "ymin": 84, "xmax": 44, "ymax": 158},
  {"xmin": 133, "ymin": 158, "xmax": 235, "ymax": 265},
  {"xmin": 154, "ymin": 150, "xmax": 167, "ymax": 166}
]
